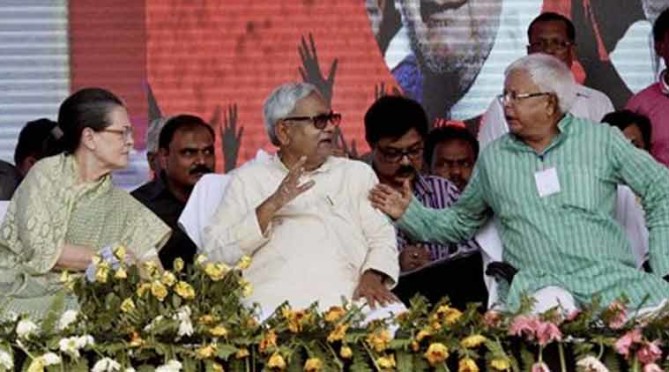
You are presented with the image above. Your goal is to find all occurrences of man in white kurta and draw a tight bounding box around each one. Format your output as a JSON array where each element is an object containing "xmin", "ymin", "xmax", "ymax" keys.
[{"xmin": 202, "ymin": 82, "xmax": 400, "ymax": 318}]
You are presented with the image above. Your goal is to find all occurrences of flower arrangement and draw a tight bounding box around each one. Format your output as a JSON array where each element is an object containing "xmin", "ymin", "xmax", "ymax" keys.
[{"xmin": 1, "ymin": 246, "xmax": 669, "ymax": 371}]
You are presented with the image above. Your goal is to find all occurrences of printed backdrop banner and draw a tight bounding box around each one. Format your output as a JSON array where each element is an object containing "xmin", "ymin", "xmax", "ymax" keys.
[{"xmin": 3, "ymin": 0, "xmax": 666, "ymax": 189}]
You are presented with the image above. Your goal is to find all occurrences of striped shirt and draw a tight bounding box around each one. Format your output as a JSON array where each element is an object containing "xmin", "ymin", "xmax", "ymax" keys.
[
  {"xmin": 397, "ymin": 174, "xmax": 480, "ymax": 261},
  {"xmin": 398, "ymin": 114, "xmax": 669, "ymax": 311}
]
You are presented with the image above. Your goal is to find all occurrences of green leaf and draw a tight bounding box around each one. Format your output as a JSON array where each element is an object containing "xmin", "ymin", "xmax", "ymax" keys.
[
  {"xmin": 396, "ymin": 351, "xmax": 413, "ymax": 371},
  {"xmin": 215, "ymin": 344, "xmax": 238, "ymax": 361}
]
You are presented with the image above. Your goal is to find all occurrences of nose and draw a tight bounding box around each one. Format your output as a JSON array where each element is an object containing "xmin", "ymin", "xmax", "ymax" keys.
[{"xmin": 399, "ymin": 154, "xmax": 412, "ymax": 165}]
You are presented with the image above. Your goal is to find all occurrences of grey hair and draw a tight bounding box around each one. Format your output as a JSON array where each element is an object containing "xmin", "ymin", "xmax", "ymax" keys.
[
  {"xmin": 263, "ymin": 82, "xmax": 319, "ymax": 146},
  {"xmin": 146, "ymin": 116, "xmax": 170, "ymax": 153},
  {"xmin": 505, "ymin": 54, "xmax": 577, "ymax": 113}
]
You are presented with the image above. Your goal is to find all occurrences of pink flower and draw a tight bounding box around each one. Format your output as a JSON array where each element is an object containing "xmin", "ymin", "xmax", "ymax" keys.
[
  {"xmin": 536, "ymin": 321, "xmax": 562, "ymax": 346},
  {"xmin": 508, "ymin": 315, "xmax": 540, "ymax": 340},
  {"xmin": 566, "ymin": 309, "xmax": 581, "ymax": 322},
  {"xmin": 636, "ymin": 341, "xmax": 662, "ymax": 365},
  {"xmin": 614, "ymin": 328, "xmax": 643, "ymax": 359},
  {"xmin": 531, "ymin": 362, "xmax": 551, "ymax": 372},
  {"xmin": 607, "ymin": 300, "xmax": 627, "ymax": 330},
  {"xmin": 483, "ymin": 310, "xmax": 502, "ymax": 328},
  {"xmin": 643, "ymin": 363, "xmax": 663, "ymax": 372}
]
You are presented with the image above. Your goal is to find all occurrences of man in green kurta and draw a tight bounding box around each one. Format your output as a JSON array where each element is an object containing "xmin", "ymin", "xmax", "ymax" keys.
[{"xmin": 371, "ymin": 54, "xmax": 669, "ymax": 312}]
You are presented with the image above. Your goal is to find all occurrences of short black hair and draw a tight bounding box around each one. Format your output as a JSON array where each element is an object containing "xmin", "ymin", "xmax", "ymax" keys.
[
  {"xmin": 58, "ymin": 87, "xmax": 125, "ymax": 154},
  {"xmin": 601, "ymin": 110, "xmax": 652, "ymax": 152},
  {"xmin": 528, "ymin": 12, "xmax": 576, "ymax": 42},
  {"xmin": 424, "ymin": 125, "xmax": 479, "ymax": 166},
  {"xmin": 13, "ymin": 118, "xmax": 58, "ymax": 166},
  {"xmin": 363, "ymin": 95, "xmax": 428, "ymax": 146},
  {"xmin": 653, "ymin": 7, "xmax": 669, "ymax": 43},
  {"xmin": 158, "ymin": 114, "xmax": 214, "ymax": 150}
]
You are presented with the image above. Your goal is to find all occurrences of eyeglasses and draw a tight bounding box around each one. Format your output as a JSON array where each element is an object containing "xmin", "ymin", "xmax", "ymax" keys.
[
  {"xmin": 101, "ymin": 127, "xmax": 134, "ymax": 141},
  {"xmin": 497, "ymin": 92, "xmax": 551, "ymax": 105},
  {"xmin": 528, "ymin": 39, "xmax": 573, "ymax": 52},
  {"xmin": 282, "ymin": 112, "xmax": 342, "ymax": 130},
  {"xmin": 376, "ymin": 146, "xmax": 424, "ymax": 163}
]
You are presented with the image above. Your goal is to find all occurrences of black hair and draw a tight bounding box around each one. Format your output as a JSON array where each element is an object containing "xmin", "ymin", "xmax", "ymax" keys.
[
  {"xmin": 13, "ymin": 118, "xmax": 58, "ymax": 166},
  {"xmin": 528, "ymin": 12, "xmax": 576, "ymax": 42},
  {"xmin": 653, "ymin": 7, "xmax": 669, "ymax": 43},
  {"xmin": 363, "ymin": 95, "xmax": 428, "ymax": 146},
  {"xmin": 57, "ymin": 87, "xmax": 125, "ymax": 154},
  {"xmin": 158, "ymin": 114, "xmax": 215, "ymax": 151},
  {"xmin": 424, "ymin": 125, "xmax": 479, "ymax": 166},
  {"xmin": 601, "ymin": 110, "xmax": 652, "ymax": 152}
]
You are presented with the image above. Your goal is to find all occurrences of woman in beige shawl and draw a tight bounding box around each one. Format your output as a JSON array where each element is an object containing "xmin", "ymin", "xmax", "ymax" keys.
[{"xmin": 0, "ymin": 88, "xmax": 170, "ymax": 318}]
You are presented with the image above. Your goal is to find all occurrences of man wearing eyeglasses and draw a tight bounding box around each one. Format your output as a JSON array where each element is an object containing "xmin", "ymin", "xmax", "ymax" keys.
[
  {"xmin": 370, "ymin": 53, "xmax": 669, "ymax": 314},
  {"xmin": 202, "ymin": 82, "xmax": 401, "ymax": 320},
  {"xmin": 478, "ymin": 12, "xmax": 614, "ymax": 149},
  {"xmin": 364, "ymin": 95, "xmax": 486, "ymax": 309}
]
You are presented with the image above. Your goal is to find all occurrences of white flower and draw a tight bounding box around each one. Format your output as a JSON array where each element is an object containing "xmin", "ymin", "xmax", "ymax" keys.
[
  {"xmin": 0, "ymin": 349, "xmax": 13, "ymax": 370},
  {"xmin": 58, "ymin": 336, "xmax": 83, "ymax": 358},
  {"xmin": 57, "ymin": 310, "xmax": 78, "ymax": 331},
  {"xmin": 143, "ymin": 315, "xmax": 164, "ymax": 332},
  {"xmin": 124, "ymin": 368, "xmax": 136, "ymax": 372},
  {"xmin": 16, "ymin": 319, "xmax": 38, "ymax": 339},
  {"xmin": 92, "ymin": 357, "xmax": 121, "ymax": 372},
  {"xmin": 576, "ymin": 356, "xmax": 609, "ymax": 372},
  {"xmin": 175, "ymin": 306, "xmax": 193, "ymax": 338},
  {"xmin": 155, "ymin": 359, "xmax": 182, "ymax": 372},
  {"xmin": 75, "ymin": 334, "xmax": 95, "ymax": 348},
  {"xmin": 41, "ymin": 352, "xmax": 61, "ymax": 366}
]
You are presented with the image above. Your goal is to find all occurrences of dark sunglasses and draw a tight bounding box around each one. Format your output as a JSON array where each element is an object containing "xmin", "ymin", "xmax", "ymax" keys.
[{"xmin": 282, "ymin": 112, "xmax": 342, "ymax": 130}]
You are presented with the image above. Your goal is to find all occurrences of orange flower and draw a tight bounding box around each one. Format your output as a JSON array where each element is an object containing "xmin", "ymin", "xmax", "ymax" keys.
[
  {"xmin": 267, "ymin": 353, "xmax": 286, "ymax": 370},
  {"xmin": 458, "ymin": 357, "xmax": 479, "ymax": 372},
  {"xmin": 304, "ymin": 357, "xmax": 323, "ymax": 372},
  {"xmin": 424, "ymin": 342, "xmax": 449, "ymax": 366},
  {"xmin": 366, "ymin": 329, "xmax": 392, "ymax": 352},
  {"xmin": 324, "ymin": 306, "xmax": 346, "ymax": 323},
  {"xmin": 259, "ymin": 330, "xmax": 278, "ymax": 353},
  {"xmin": 327, "ymin": 324, "xmax": 348, "ymax": 343}
]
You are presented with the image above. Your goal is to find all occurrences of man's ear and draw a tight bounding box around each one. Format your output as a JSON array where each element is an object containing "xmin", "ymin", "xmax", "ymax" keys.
[
  {"xmin": 158, "ymin": 148, "xmax": 169, "ymax": 170},
  {"xmin": 275, "ymin": 120, "xmax": 291, "ymax": 146},
  {"xmin": 546, "ymin": 94, "xmax": 559, "ymax": 117}
]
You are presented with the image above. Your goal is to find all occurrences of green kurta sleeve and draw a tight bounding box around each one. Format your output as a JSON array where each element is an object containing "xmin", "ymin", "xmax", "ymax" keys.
[
  {"xmin": 609, "ymin": 128, "xmax": 669, "ymax": 277},
  {"xmin": 396, "ymin": 166, "xmax": 491, "ymax": 244}
]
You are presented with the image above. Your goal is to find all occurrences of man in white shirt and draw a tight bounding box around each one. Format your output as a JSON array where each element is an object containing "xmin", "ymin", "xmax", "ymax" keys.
[
  {"xmin": 202, "ymin": 82, "xmax": 400, "ymax": 317},
  {"xmin": 478, "ymin": 12, "xmax": 614, "ymax": 148}
]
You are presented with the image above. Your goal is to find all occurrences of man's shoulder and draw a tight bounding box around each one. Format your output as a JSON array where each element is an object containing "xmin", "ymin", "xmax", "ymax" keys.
[
  {"xmin": 577, "ymin": 84, "xmax": 610, "ymax": 102},
  {"xmin": 130, "ymin": 179, "xmax": 161, "ymax": 203},
  {"xmin": 626, "ymin": 82, "xmax": 664, "ymax": 109},
  {"xmin": 414, "ymin": 174, "xmax": 459, "ymax": 202}
]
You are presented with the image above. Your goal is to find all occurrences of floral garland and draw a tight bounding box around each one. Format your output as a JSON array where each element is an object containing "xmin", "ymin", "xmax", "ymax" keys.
[{"xmin": 0, "ymin": 246, "xmax": 668, "ymax": 371}]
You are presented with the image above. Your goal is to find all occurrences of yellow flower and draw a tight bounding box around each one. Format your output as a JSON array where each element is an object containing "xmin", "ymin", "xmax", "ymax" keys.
[
  {"xmin": 490, "ymin": 358, "xmax": 511, "ymax": 371},
  {"xmin": 209, "ymin": 325, "xmax": 228, "ymax": 338},
  {"xmin": 95, "ymin": 262, "xmax": 110, "ymax": 283},
  {"xmin": 376, "ymin": 355, "xmax": 396, "ymax": 370},
  {"xmin": 281, "ymin": 307, "xmax": 312, "ymax": 333},
  {"xmin": 304, "ymin": 358, "xmax": 322, "ymax": 372},
  {"xmin": 120, "ymin": 298, "xmax": 136, "ymax": 313},
  {"xmin": 114, "ymin": 267, "xmax": 128, "ymax": 279},
  {"xmin": 59, "ymin": 270, "xmax": 74, "ymax": 290},
  {"xmin": 267, "ymin": 353, "xmax": 286, "ymax": 370},
  {"xmin": 173, "ymin": 257, "xmax": 185, "ymax": 272},
  {"xmin": 91, "ymin": 255, "xmax": 101, "ymax": 265},
  {"xmin": 434, "ymin": 305, "xmax": 462, "ymax": 325},
  {"xmin": 236, "ymin": 348, "xmax": 250, "ymax": 359},
  {"xmin": 136, "ymin": 283, "xmax": 151, "ymax": 297},
  {"xmin": 236, "ymin": 255, "xmax": 252, "ymax": 270},
  {"xmin": 459, "ymin": 357, "xmax": 479, "ymax": 372},
  {"xmin": 327, "ymin": 324, "xmax": 348, "ymax": 343},
  {"xmin": 424, "ymin": 342, "xmax": 449, "ymax": 366},
  {"xmin": 195, "ymin": 254, "xmax": 208, "ymax": 266},
  {"xmin": 241, "ymin": 279, "xmax": 253, "ymax": 297},
  {"xmin": 259, "ymin": 330, "xmax": 277, "ymax": 353},
  {"xmin": 211, "ymin": 363, "xmax": 224, "ymax": 372},
  {"xmin": 204, "ymin": 262, "xmax": 228, "ymax": 281},
  {"xmin": 174, "ymin": 281, "xmax": 195, "ymax": 300},
  {"xmin": 196, "ymin": 344, "xmax": 217, "ymax": 359},
  {"xmin": 324, "ymin": 306, "xmax": 346, "ymax": 323},
  {"xmin": 142, "ymin": 261, "xmax": 160, "ymax": 278},
  {"xmin": 366, "ymin": 329, "xmax": 392, "ymax": 352},
  {"xmin": 411, "ymin": 341, "xmax": 420, "ymax": 352},
  {"xmin": 461, "ymin": 334, "xmax": 487, "ymax": 349},
  {"xmin": 161, "ymin": 271, "xmax": 177, "ymax": 287},
  {"xmin": 416, "ymin": 328, "xmax": 432, "ymax": 342},
  {"xmin": 113, "ymin": 245, "xmax": 127, "ymax": 261},
  {"xmin": 27, "ymin": 357, "xmax": 45, "ymax": 372},
  {"xmin": 199, "ymin": 314, "xmax": 217, "ymax": 325},
  {"xmin": 129, "ymin": 331, "xmax": 144, "ymax": 347},
  {"xmin": 339, "ymin": 346, "xmax": 352, "ymax": 359},
  {"xmin": 150, "ymin": 280, "xmax": 168, "ymax": 301}
]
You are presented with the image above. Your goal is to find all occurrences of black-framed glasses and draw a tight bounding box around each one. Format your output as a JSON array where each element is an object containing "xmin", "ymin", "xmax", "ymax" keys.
[
  {"xmin": 282, "ymin": 111, "xmax": 342, "ymax": 130},
  {"xmin": 101, "ymin": 126, "xmax": 134, "ymax": 141},
  {"xmin": 376, "ymin": 146, "xmax": 424, "ymax": 163},
  {"xmin": 528, "ymin": 39, "xmax": 573, "ymax": 52},
  {"xmin": 497, "ymin": 92, "xmax": 551, "ymax": 105}
]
